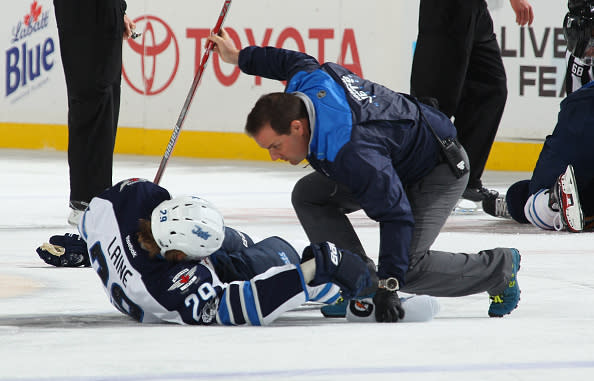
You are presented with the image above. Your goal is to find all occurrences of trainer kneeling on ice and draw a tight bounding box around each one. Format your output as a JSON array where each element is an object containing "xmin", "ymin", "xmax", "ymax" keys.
[
  {"xmin": 36, "ymin": 178, "xmax": 439, "ymax": 325},
  {"xmin": 207, "ymin": 29, "xmax": 521, "ymax": 320}
]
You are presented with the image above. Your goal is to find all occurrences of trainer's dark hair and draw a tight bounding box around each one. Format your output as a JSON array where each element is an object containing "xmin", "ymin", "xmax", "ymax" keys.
[{"xmin": 245, "ymin": 93, "xmax": 308, "ymax": 137}]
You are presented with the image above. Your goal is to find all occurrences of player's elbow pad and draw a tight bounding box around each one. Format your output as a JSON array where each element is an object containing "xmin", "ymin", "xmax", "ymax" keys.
[{"xmin": 216, "ymin": 264, "xmax": 307, "ymax": 326}]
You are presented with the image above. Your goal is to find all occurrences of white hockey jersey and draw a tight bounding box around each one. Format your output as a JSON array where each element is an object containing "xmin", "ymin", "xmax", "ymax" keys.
[{"xmin": 79, "ymin": 178, "xmax": 338, "ymax": 325}]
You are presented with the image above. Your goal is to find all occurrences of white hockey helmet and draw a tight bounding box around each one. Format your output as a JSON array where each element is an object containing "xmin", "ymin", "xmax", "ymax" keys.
[{"xmin": 150, "ymin": 196, "xmax": 225, "ymax": 259}]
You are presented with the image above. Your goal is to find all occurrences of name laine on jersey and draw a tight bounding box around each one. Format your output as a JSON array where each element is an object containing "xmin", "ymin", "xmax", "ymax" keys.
[
  {"xmin": 125, "ymin": 235, "xmax": 138, "ymax": 258},
  {"xmin": 108, "ymin": 236, "xmax": 134, "ymax": 286}
]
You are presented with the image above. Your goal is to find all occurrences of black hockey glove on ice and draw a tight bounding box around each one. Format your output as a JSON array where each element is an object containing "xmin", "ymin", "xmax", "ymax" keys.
[
  {"xmin": 36, "ymin": 233, "xmax": 90, "ymax": 267},
  {"xmin": 301, "ymin": 242, "xmax": 371, "ymax": 300},
  {"xmin": 373, "ymin": 288, "xmax": 405, "ymax": 322}
]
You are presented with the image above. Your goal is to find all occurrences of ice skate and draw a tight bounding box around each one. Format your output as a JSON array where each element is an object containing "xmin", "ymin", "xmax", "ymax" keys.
[
  {"xmin": 482, "ymin": 194, "xmax": 511, "ymax": 218},
  {"xmin": 551, "ymin": 164, "xmax": 583, "ymax": 232},
  {"xmin": 68, "ymin": 201, "xmax": 88, "ymax": 226}
]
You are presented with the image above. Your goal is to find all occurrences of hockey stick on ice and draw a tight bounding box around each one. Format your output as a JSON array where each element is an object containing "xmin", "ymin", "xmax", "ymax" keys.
[{"xmin": 153, "ymin": 0, "xmax": 232, "ymax": 184}]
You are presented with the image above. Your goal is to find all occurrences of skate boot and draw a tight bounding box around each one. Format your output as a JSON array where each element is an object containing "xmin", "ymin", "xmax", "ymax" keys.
[
  {"xmin": 548, "ymin": 165, "xmax": 583, "ymax": 232},
  {"xmin": 488, "ymin": 249, "xmax": 521, "ymax": 317},
  {"xmin": 482, "ymin": 194, "xmax": 511, "ymax": 218},
  {"xmin": 68, "ymin": 201, "xmax": 88, "ymax": 226},
  {"xmin": 462, "ymin": 186, "xmax": 499, "ymax": 202}
]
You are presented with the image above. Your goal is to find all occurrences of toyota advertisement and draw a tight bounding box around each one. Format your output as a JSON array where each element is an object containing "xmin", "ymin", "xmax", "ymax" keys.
[{"xmin": 1, "ymin": 0, "xmax": 568, "ymax": 166}]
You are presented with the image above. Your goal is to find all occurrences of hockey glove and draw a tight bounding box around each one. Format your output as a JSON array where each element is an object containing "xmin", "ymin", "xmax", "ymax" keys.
[
  {"xmin": 301, "ymin": 242, "xmax": 371, "ymax": 300},
  {"xmin": 36, "ymin": 233, "xmax": 90, "ymax": 267},
  {"xmin": 373, "ymin": 288, "xmax": 405, "ymax": 322}
]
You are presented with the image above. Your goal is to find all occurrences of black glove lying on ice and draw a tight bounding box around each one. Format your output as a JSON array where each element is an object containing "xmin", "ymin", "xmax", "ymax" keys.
[{"xmin": 36, "ymin": 233, "xmax": 90, "ymax": 267}]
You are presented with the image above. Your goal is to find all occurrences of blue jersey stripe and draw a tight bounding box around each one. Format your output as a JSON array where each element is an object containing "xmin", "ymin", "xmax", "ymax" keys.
[
  {"xmin": 242, "ymin": 282, "xmax": 261, "ymax": 326},
  {"xmin": 217, "ymin": 290, "xmax": 231, "ymax": 325}
]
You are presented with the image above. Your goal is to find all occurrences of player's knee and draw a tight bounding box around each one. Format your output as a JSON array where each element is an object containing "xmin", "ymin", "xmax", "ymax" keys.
[
  {"xmin": 524, "ymin": 189, "xmax": 560, "ymax": 230},
  {"xmin": 507, "ymin": 180, "xmax": 531, "ymax": 223}
]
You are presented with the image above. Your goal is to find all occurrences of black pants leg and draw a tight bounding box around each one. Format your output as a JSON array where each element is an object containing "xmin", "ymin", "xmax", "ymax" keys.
[
  {"xmin": 54, "ymin": 0, "xmax": 124, "ymax": 204},
  {"xmin": 453, "ymin": 8, "xmax": 507, "ymax": 188},
  {"xmin": 411, "ymin": 0, "xmax": 507, "ymax": 189}
]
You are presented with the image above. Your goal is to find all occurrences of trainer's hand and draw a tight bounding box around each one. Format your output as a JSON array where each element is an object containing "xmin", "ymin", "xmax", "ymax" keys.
[
  {"xmin": 510, "ymin": 0, "xmax": 534, "ymax": 26},
  {"xmin": 36, "ymin": 233, "xmax": 90, "ymax": 267},
  {"xmin": 207, "ymin": 28, "xmax": 240, "ymax": 65},
  {"xmin": 373, "ymin": 289, "xmax": 405, "ymax": 322}
]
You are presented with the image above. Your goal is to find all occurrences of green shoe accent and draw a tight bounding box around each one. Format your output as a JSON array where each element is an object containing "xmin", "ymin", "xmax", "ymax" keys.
[
  {"xmin": 488, "ymin": 249, "xmax": 521, "ymax": 317},
  {"xmin": 321, "ymin": 296, "xmax": 347, "ymax": 318}
]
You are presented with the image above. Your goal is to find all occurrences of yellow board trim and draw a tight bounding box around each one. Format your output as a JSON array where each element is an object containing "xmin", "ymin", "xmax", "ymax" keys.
[
  {"xmin": 485, "ymin": 141, "xmax": 541, "ymax": 172},
  {"xmin": 0, "ymin": 122, "xmax": 540, "ymax": 171},
  {"xmin": 0, "ymin": 122, "xmax": 269, "ymax": 161}
]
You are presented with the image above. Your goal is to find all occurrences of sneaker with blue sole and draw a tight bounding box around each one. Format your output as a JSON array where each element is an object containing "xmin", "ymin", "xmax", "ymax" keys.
[
  {"xmin": 488, "ymin": 248, "xmax": 521, "ymax": 317},
  {"xmin": 321, "ymin": 296, "xmax": 348, "ymax": 318}
]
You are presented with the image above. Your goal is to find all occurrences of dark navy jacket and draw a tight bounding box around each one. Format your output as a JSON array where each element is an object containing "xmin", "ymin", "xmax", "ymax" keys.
[
  {"xmin": 506, "ymin": 81, "xmax": 594, "ymax": 222},
  {"xmin": 530, "ymin": 81, "xmax": 594, "ymax": 197},
  {"xmin": 239, "ymin": 46, "xmax": 458, "ymax": 283}
]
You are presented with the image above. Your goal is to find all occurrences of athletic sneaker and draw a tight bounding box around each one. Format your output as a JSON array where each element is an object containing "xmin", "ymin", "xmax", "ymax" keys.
[
  {"xmin": 482, "ymin": 194, "xmax": 511, "ymax": 218},
  {"xmin": 321, "ymin": 296, "xmax": 348, "ymax": 318},
  {"xmin": 68, "ymin": 200, "xmax": 88, "ymax": 227},
  {"xmin": 488, "ymin": 249, "xmax": 521, "ymax": 317},
  {"xmin": 550, "ymin": 164, "xmax": 584, "ymax": 232},
  {"xmin": 462, "ymin": 186, "xmax": 499, "ymax": 202}
]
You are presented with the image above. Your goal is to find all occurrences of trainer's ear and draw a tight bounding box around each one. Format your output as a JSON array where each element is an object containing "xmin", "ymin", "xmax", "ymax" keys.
[
  {"xmin": 290, "ymin": 120, "xmax": 301, "ymax": 134},
  {"xmin": 290, "ymin": 118, "xmax": 308, "ymax": 136}
]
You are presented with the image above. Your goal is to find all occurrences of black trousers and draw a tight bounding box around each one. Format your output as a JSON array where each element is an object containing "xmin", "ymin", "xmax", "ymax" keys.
[
  {"xmin": 410, "ymin": 0, "xmax": 507, "ymax": 189},
  {"xmin": 54, "ymin": 0, "xmax": 124, "ymax": 204}
]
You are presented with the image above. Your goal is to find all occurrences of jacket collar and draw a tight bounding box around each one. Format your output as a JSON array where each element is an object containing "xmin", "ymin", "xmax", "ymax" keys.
[{"xmin": 291, "ymin": 91, "xmax": 316, "ymax": 154}]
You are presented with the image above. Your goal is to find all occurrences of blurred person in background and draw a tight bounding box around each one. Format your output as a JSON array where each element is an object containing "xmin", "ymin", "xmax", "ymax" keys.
[
  {"xmin": 53, "ymin": 0, "xmax": 136, "ymax": 225},
  {"xmin": 410, "ymin": 0, "xmax": 534, "ymax": 202}
]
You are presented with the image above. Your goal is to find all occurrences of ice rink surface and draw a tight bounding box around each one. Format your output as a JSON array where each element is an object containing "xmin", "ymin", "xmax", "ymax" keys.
[{"xmin": 1, "ymin": 148, "xmax": 594, "ymax": 381}]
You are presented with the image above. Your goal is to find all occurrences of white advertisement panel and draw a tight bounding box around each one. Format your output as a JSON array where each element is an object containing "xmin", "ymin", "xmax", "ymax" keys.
[{"xmin": 0, "ymin": 0, "xmax": 571, "ymax": 145}]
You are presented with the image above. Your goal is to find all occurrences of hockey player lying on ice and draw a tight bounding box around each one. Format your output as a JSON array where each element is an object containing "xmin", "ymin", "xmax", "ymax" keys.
[{"xmin": 36, "ymin": 178, "xmax": 439, "ymax": 325}]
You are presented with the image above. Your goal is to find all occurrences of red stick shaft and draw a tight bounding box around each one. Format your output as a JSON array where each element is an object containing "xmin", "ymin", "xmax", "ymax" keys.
[{"xmin": 153, "ymin": 0, "xmax": 232, "ymax": 184}]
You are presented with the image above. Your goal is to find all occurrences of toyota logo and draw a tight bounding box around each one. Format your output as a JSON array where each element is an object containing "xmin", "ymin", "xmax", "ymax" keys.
[{"xmin": 122, "ymin": 15, "xmax": 179, "ymax": 95}]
